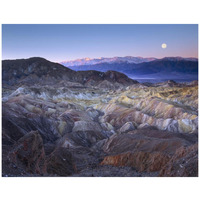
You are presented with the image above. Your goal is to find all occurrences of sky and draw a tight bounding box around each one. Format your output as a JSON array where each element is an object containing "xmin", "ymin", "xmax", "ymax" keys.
[{"xmin": 2, "ymin": 24, "xmax": 198, "ymax": 62}]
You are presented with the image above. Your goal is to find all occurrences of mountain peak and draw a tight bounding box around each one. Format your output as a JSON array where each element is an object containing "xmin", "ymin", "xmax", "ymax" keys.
[{"xmin": 60, "ymin": 56, "xmax": 157, "ymax": 67}]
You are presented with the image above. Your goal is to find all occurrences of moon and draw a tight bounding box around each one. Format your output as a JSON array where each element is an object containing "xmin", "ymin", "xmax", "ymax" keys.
[{"xmin": 162, "ymin": 43, "xmax": 167, "ymax": 49}]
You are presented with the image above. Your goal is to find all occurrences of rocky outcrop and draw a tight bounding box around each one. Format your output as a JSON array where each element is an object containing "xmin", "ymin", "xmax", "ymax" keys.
[
  {"xmin": 100, "ymin": 130, "xmax": 197, "ymax": 174},
  {"xmin": 119, "ymin": 122, "xmax": 136, "ymax": 133},
  {"xmin": 64, "ymin": 130, "xmax": 106, "ymax": 148},
  {"xmin": 101, "ymin": 151, "xmax": 170, "ymax": 172},
  {"xmin": 46, "ymin": 147, "xmax": 75, "ymax": 176},
  {"xmin": 159, "ymin": 143, "xmax": 198, "ymax": 177},
  {"xmin": 137, "ymin": 123, "xmax": 157, "ymax": 130},
  {"xmin": 72, "ymin": 120, "xmax": 102, "ymax": 133},
  {"xmin": 8, "ymin": 131, "xmax": 46, "ymax": 175},
  {"xmin": 2, "ymin": 117, "xmax": 24, "ymax": 145},
  {"xmin": 86, "ymin": 107, "xmax": 101, "ymax": 121}
]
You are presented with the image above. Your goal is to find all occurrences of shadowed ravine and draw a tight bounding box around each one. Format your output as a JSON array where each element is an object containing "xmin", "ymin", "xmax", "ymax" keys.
[{"xmin": 2, "ymin": 57, "xmax": 198, "ymax": 177}]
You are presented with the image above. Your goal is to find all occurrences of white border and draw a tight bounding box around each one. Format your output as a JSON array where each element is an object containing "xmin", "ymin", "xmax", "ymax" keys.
[{"xmin": 0, "ymin": 1, "xmax": 200, "ymax": 200}]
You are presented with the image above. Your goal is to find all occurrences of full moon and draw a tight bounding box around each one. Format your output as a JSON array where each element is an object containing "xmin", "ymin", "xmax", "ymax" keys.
[{"xmin": 162, "ymin": 43, "xmax": 167, "ymax": 49}]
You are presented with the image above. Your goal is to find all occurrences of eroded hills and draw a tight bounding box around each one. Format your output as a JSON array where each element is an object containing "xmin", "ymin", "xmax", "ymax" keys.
[{"xmin": 2, "ymin": 57, "xmax": 198, "ymax": 177}]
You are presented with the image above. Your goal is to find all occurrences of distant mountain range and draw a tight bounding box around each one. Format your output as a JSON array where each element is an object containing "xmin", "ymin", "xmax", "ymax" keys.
[
  {"xmin": 2, "ymin": 56, "xmax": 198, "ymax": 85},
  {"xmin": 60, "ymin": 56, "xmax": 197, "ymax": 67},
  {"xmin": 60, "ymin": 56, "xmax": 157, "ymax": 66},
  {"xmin": 60, "ymin": 56, "xmax": 198, "ymax": 81}
]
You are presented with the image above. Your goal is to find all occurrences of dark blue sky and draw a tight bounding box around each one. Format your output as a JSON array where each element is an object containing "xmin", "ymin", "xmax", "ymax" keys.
[{"xmin": 2, "ymin": 24, "xmax": 198, "ymax": 62}]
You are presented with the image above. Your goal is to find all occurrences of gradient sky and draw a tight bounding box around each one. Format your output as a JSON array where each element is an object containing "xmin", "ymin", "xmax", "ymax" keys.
[{"xmin": 2, "ymin": 24, "xmax": 198, "ymax": 62}]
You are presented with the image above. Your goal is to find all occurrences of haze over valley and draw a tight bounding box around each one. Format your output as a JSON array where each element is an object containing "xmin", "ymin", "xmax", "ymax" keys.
[{"xmin": 61, "ymin": 56, "xmax": 198, "ymax": 82}]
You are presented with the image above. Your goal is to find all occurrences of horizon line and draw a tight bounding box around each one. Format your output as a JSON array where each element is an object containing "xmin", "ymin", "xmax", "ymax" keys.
[{"xmin": 2, "ymin": 55, "xmax": 198, "ymax": 63}]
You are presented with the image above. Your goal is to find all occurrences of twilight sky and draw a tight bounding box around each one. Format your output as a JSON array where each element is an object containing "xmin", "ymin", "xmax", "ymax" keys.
[{"xmin": 2, "ymin": 24, "xmax": 198, "ymax": 62}]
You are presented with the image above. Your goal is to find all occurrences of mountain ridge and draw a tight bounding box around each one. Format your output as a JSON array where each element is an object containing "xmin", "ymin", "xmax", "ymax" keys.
[
  {"xmin": 61, "ymin": 57, "xmax": 198, "ymax": 81},
  {"xmin": 2, "ymin": 57, "xmax": 198, "ymax": 85},
  {"xmin": 60, "ymin": 56, "xmax": 198, "ymax": 67},
  {"xmin": 2, "ymin": 57, "xmax": 138, "ymax": 87}
]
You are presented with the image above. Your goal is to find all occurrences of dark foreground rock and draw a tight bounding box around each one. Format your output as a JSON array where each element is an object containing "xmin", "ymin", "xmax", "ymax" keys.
[
  {"xmin": 4, "ymin": 131, "xmax": 46, "ymax": 176},
  {"xmin": 70, "ymin": 165, "xmax": 159, "ymax": 177},
  {"xmin": 46, "ymin": 147, "xmax": 75, "ymax": 176},
  {"xmin": 100, "ymin": 130, "xmax": 198, "ymax": 174},
  {"xmin": 159, "ymin": 143, "xmax": 198, "ymax": 177}
]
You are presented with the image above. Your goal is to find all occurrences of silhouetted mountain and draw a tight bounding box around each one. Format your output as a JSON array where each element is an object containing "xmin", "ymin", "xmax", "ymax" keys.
[
  {"xmin": 124, "ymin": 59, "xmax": 198, "ymax": 75},
  {"xmin": 2, "ymin": 57, "xmax": 138, "ymax": 87}
]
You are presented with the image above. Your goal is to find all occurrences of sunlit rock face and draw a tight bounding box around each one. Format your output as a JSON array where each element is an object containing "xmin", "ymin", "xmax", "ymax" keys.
[
  {"xmin": 119, "ymin": 122, "xmax": 136, "ymax": 134},
  {"xmin": 2, "ymin": 57, "xmax": 198, "ymax": 177},
  {"xmin": 100, "ymin": 130, "xmax": 198, "ymax": 174},
  {"xmin": 96, "ymin": 85, "xmax": 198, "ymax": 134}
]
